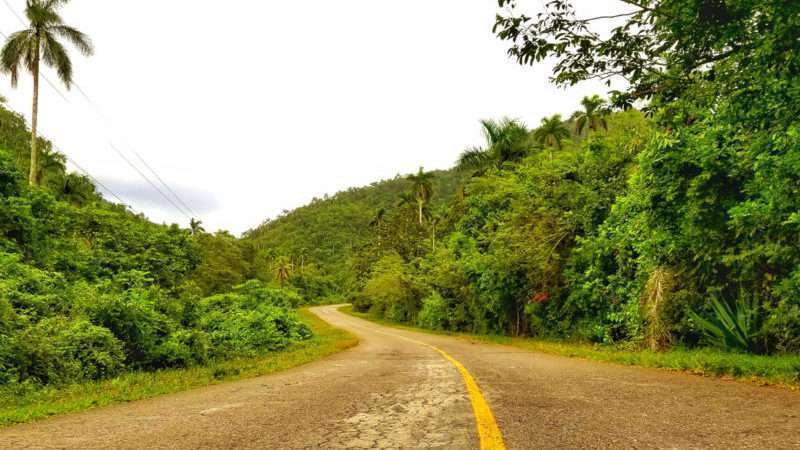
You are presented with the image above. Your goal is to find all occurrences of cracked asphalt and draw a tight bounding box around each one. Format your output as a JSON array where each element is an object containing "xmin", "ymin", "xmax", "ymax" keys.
[{"xmin": 2, "ymin": 305, "xmax": 799, "ymax": 449}]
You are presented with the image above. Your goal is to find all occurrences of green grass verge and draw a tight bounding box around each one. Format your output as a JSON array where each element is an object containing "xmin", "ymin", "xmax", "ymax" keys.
[
  {"xmin": 341, "ymin": 306, "xmax": 800, "ymax": 389},
  {"xmin": 0, "ymin": 309, "xmax": 358, "ymax": 427}
]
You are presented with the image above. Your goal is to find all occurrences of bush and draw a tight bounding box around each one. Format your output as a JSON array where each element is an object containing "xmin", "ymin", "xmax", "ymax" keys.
[
  {"xmin": 199, "ymin": 306, "xmax": 310, "ymax": 358},
  {"xmin": 361, "ymin": 253, "xmax": 420, "ymax": 322},
  {"xmin": 151, "ymin": 330, "xmax": 211, "ymax": 368},
  {"xmin": 417, "ymin": 292, "xmax": 448, "ymax": 330},
  {"xmin": 89, "ymin": 288, "xmax": 173, "ymax": 368},
  {"xmin": 10, "ymin": 318, "xmax": 124, "ymax": 385}
]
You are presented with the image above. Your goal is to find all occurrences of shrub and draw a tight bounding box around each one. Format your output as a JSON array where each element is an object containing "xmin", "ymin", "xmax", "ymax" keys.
[
  {"xmin": 10, "ymin": 318, "xmax": 124, "ymax": 385},
  {"xmin": 89, "ymin": 289, "xmax": 173, "ymax": 368},
  {"xmin": 199, "ymin": 306, "xmax": 310, "ymax": 358},
  {"xmin": 151, "ymin": 330, "xmax": 211, "ymax": 368},
  {"xmin": 417, "ymin": 292, "xmax": 448, "ymax": 330}
]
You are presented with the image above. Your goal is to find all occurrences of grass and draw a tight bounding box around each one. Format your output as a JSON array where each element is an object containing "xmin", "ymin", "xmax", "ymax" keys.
[
  {"xmin": 342, "ymin": 306, "xmax": 800, "ymax": 389},
  {"xmin": 0, "ymin": 309, "xmax": 358, "ymax": 427}
]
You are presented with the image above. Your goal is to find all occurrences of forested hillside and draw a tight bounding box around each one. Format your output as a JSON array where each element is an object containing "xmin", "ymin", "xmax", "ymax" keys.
[
  {"xmin": 0, "ymin": 101, "xmax": 310, "ymax": 391},
  {"xmin": 248, "ymin": 0, "xmax": 800, "ymax": 358},
  {"xmin": 242, "ymin": 169, "xmax": 466, "ymax": 295}
]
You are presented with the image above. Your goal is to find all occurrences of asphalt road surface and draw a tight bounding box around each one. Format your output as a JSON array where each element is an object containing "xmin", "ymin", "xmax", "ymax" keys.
[{"xmin": 2, "ymin": 305, "xmax": 799, "ymax": 449}]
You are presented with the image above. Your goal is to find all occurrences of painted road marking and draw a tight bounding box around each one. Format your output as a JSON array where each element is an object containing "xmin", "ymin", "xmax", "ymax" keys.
[{"xmin": 352, "ymin": 321, "xmax": 506, "ymax": 450}]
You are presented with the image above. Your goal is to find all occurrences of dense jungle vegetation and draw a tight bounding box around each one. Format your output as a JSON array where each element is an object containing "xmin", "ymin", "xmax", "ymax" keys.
[
  {"xmin": 2, "ymin": 0, "xmax": 799, "ymax": 401},
  {"xmin": 247, "ymin": 0, "xmax": 800, "ymax": 358},
  {"xmin": 0, "ymin": 100, "xmax": 312, "ymax": 392}
]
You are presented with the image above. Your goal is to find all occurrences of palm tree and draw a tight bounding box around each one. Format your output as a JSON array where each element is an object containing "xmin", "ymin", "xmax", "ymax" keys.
[
  {"xmin": 275, "ymin": 257, "xmax": 292, "ymax": 286},
  {"xmin": 406, "ymin": 167, "xmax": 434, "ymax": 225},
  {"xmin": 37, "ymin": 146, "xmax": 65, "ymax": 186},
  {"xmin": 57, "ymin": 172, "xmax": 95, "ymax": 205},
  {"xmin": 397, "ymin": 192, "xmax": 415, "ymax": 209},
  {"xmin": 533, "ymin": 114, "xmax": 571, "ymax": 154},
  {"xmin": 457, "ymin": 118, "xmax": 530, "ymax": 174},
  {"xmin": 189, "ymin": 218, "xmax": 205, "ymax": 235},
  {"xmin": 1, "ymin": 0, "xmax": 94, "ymax": 185},
  {"xmin": 574, "ymin": 95, "xmax": 609, "ymax": 136},
  {"xmin": 427, "ymin": 208, "xmax": 445, "ymax": 252}
]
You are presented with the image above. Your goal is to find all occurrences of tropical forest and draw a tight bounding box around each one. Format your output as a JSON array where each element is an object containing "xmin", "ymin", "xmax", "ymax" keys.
[{"xmin": 0, "ymin": 0, "xmax": 799, "ymax": 447}]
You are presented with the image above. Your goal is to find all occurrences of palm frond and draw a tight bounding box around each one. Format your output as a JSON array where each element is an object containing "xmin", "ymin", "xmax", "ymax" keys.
[
  {"xmin": 51, "ymin": 25, "xmax": 93, "ymax": 56},
  {"xmin": 457, "ymin": 147, "xmax": 491, "ymax": 171},
  {"xmin": 41, "ymin": 32, "xmax": 72, "ymax": 86}
]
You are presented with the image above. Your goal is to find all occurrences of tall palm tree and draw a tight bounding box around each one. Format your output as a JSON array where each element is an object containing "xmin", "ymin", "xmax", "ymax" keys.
[
  {"xmin": 406, "ymin": 167, "xmax": 434, "ymax": 225},
  {"xmin": 574, "ymin": 95, "xmax": 609, "ymax": 136},
  {"xmin": 533, "ymin": 114, "xmax": 571, "ymax": 153},
  {"xmin": 1, "ymin": 0, "xmax": 93, "ymax": 185},
  {"xmin": 457, "ymin": 118, "xmax": 530, "ymax": 174}
]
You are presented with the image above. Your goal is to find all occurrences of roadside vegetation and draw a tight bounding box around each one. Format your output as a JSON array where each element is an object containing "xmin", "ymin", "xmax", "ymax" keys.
[
  {"xmin": 245, "ymin": 0, "xmax": 800, "ymax": 377},
  {"xmin": 344, "ymin": 306, "xmax": 800, "ymax": 388},
  {"xmin": 1, "ymin": 0, "xmax": 798, "ymax": 424},
  {"xmin": 0, "ymin": 309, "xmax": 357, "ymax": 426}
]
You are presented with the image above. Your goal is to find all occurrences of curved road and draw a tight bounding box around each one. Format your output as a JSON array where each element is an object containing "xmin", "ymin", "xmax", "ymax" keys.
[{"xmin": 2, "ymin": 305, "xmax": 799, "ymax": 449}]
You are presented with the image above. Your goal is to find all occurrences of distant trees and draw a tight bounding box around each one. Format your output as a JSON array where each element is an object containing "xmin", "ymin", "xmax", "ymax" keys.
[
  {"xmin": 0, "ymin": 0, "xmax": 93, "ymax": 185},
  {"xmin": 573, "ymin": 95, "xmax": 609, "ymax": 136},
  {"xmin": 457, "ymin": 118, "xmax": 530, "ymax": 173},
  {"xmin": 533, "ymin": 115, "xmax": 570, "ymax": 151}
]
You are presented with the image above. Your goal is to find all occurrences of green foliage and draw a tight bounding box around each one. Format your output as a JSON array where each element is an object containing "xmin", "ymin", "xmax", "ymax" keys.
[
  {"xmin": 0, "ymin": 104, "xmax": 312, "ymax": 392},
  {"xmin": 690, "ymin": 296, "xmax": 764, "ymax": 354},
  {"xmin": 10, "ymin": 318, "xmax": 124, "ymax": 385}
]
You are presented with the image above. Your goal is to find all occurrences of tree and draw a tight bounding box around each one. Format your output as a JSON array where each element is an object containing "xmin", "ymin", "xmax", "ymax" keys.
[
  {"xmin": 57, "ymin": 172, "xmax": 96, "ymax": 205},
  {"xmin": 457, "ymin": 118, "xmax": 530, "ymax": 173},
  {"xmin": 574, "ymin": 95, "xmax": 608, "ymax": 136},
  {"xmin": 189, "ymin": 218, "xmax": 205, "ymax": 235},
  {"xmin": 406, "ymin": 167, "xmax": 434, "ymax": 225},
  {"xmin": 369, "ymin": 208, "xmax": 387, "ymax": 245},
  {"xmin": 492, "ymin": 1, "xmax": 798, "ymax": 109},
  {"xmin": 275, "ymin": 257, "xmax": 292, "ymax": 286},
  {"xmin": 533, "ymin": 114, "xmax": 570, "ymax": 152},
  {"xmin": 1, "ymin": 0, "xmax": 93, "ymax": 185}
]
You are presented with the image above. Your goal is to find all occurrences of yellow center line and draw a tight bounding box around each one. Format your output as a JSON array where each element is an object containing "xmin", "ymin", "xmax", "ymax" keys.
[{"xmin": 351, "ymin": 321, "xmax": 506, "ymax": 450}]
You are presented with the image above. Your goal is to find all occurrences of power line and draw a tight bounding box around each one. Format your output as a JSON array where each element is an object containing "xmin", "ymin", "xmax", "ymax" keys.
[
  {"xmin": 1, "ymin": 3, "xmax": 200, "ymax": 221},
  {"xmin": 65, "ymin": 153, "xmax": 137, "ymax": 213},
  {"xmin": 71, "ymin": 80, "xmax": 200, "ymax": 218},
  {"xmin": 109, "ymin": 142, "xmax": 191, "ymax": 220},
  {"xmin": 0, "ymin": 26, "xmax": 133, "ymax": 211},
  {"xmin": 129, "ymin": 148, "xmax": 198, "ymax": 217}
]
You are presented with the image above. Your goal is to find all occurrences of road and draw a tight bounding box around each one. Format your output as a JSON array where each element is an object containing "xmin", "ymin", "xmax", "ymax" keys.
[{"xmin": 2, "ymin": 305, "xmax": 799, "ymax": 449}]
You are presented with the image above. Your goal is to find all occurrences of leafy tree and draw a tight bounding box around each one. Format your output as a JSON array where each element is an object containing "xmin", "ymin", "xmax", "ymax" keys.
[
  {"xmin": 573, "ymin": 95, "xmax": 609, "ymax": 136},
  {"xmin": 1, "ymin": 0, "xmax": 93, "ymax": 185},
  {"xmin": 457, "ymin": 118, "xmax": 530, "ymax": 173},
  {"xmin": 533, "ymin": 114, "xmax": 570, "ymax": 152}
]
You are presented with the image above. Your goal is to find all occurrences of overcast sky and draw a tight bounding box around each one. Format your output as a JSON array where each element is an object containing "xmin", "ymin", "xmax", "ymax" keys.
[{"xmin": 0, "ymin": 1, "xmax": 630, "ymax": 234}]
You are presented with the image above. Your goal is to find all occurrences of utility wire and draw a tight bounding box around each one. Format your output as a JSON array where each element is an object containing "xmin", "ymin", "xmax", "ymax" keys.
[
  {"xmin": 0, "ymin": 30, "xmax": 134, "ymax": 211},
  {"xmin": 72, "ymin": 80, "xmax": 200, "ymax": 218},
  {"xmin": 109, "ymin": 141, "xmax": 191, "ymax": 219},
  {"xmin": 1, "ymin": 2, "xmax": 199, "ymax": 221},
  {"xmin": 65, "ymin": 153, "xmax": 137, "ymax": 213}
]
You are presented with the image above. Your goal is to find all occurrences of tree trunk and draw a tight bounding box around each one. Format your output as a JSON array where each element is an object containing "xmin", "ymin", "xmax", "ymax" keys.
[
  {"xmin": 29, "ymin": 55, "xmax": 40, "ymax": 186},
  {"xmin": 418, "ymin": 202, "xmax": 423, "ymax": 225}
]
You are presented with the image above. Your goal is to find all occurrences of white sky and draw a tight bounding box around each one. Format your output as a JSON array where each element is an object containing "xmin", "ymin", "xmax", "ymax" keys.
[{"xmin": 0, "ymin": 1, "xmax": 630, "ymax": 234}]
